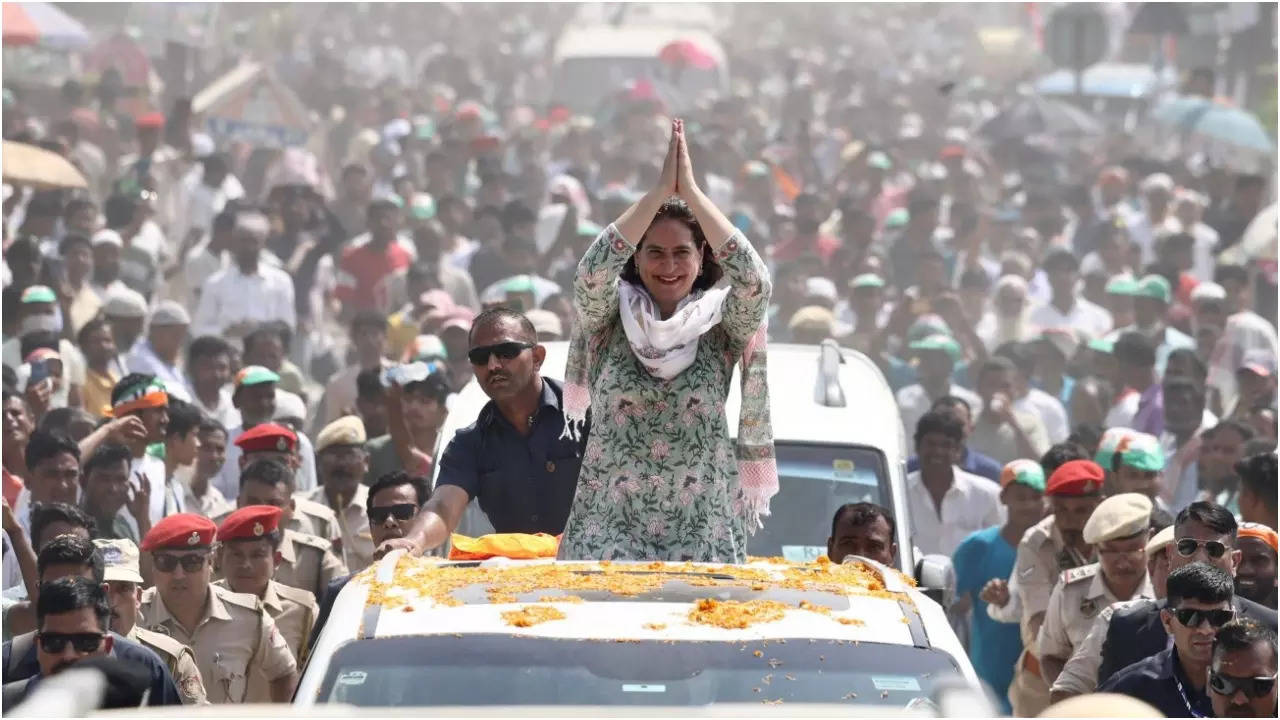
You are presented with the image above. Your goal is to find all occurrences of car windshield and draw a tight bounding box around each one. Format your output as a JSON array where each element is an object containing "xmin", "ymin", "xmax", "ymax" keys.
[
  {"xmin": 747, "ymin": 443, "xmax": 891, "ymax": 563},
  {"xmin": 318, "ymin": 635, "xmax": 959, "ymax": 707}
]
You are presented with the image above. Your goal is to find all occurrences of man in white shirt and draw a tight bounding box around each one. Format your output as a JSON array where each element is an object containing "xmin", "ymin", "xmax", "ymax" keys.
[
  {"xmin": 1172, "ymin": 189, "xmax": 1219, "ymax": 282},
  {"xmin": 186, "ymin": 336, "xmax": 241, "ymax": 431},
  {"xmin": 896, "ymin": 333, "xmax": 982, "ymax": 444},
  {"xmin": 102, "ymin": 375, "xmax": 170, "ymax": 531},
  {"xmin": 1126, "ymin": 173, "xmax": 1179, "ymax": 265},
  {"xmin": 212, "ymin": 366, "xmax": 316, "ymax": 499},
  {"xmin": 996, "ymin": 342, "xmax": 1071, "ymax": 445},
  {"xmin": 172, "ymin": 151, "xmax": 244, "ymax": 252},
  {"xmin": 191, "ymin": 209, "xmax": 296, "ymax": 341},
  {"xmin": 125, "ymin": 301, "xmax": 192, "ymax": 401},
  {"xmin": 1030, "ymin": 249, "xmax": 1113, "ymax": 340},
  {"xmin": 906, "ymin": 409, "xmax": 1004, "ymax": 557}
]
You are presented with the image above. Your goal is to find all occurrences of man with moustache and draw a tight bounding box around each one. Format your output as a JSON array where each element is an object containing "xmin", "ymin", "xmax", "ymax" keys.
[
  {"xmin": 1207, "ymin": 620, "xmax": 1277, "ymax": 718},
  {"xmin": 138, "ymin": 513, "xmax": 297, "ymax": 703},
  {"xmin": 1100, "ymin": 563, "xmax": 1236, "ymax": 716},
  {"xmin": 300, "ymin": 417, "xmax": 374, "ymax": 572},
  {"xmin": 2, "ymin": 578, "xmax": 115, "ymax": 705},
  {"xmin": 95, "ymin": 538, "xmax": 207, "ymax": 704},
  {"xmin": 374, "ymin": 308, "xmax": 587, "ymax": 558},
  {"xmin": 1036, "ymin": 493, "xmax": 1157, "ymax": 686}
]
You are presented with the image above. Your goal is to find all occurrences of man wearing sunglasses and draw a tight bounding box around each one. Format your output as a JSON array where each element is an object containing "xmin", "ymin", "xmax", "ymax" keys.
[
  {"xmin": 2, "ymin": 537, "xmax": 184, "ymax": 706},
  {"xmin": 1094, "ymin": 502, "xmax": 1279, "ymax": 687},
  {"xmin": 1209, "ymin": 619, "xmax": 1277, "ymax": 718},
  {"xmin": 139, "ymin": 513, "xmax": 298, "ymax": 704},
  {"xmin": 2, "ymin": 577, "xmax": 115, "ymax": 706},
  {"xmin": 374, "ymin": 308, "xmax": 587, "ymax": 560},
  {"xmin": 310, "ymin": 471, "xmax": 430, "ymax": 648},
  {"xmin": 1100, "ymin": 563, "xmax": 1235, "ymax": 716}
]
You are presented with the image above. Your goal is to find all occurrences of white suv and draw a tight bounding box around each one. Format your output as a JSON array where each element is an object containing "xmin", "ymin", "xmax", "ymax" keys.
[{"xmin": 295, "ymin": 553, "xmax": 980, "ymax": 711}]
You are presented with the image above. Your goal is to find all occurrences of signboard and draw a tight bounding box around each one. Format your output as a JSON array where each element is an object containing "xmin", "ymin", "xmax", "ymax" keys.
[
  {"xmin": 193, "ymin": 62, "xmax": 310, "ymax": 149},
  {"xmin": 1045, "ymin": 4, "xmax": 1108, "ymax": 72}
]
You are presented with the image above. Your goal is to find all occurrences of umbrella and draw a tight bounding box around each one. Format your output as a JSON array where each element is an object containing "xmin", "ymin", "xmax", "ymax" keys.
[
  {"xmin": 2, "ymin": 2, "xmax": 90, "ymax": 50},
  {"xmin": 977, "ymin": 95, "xmax": 1103, "ymax": 143},
  {"xmin": 1150, "ymin": 96, "xmax": 1275, "ymax": 154},
  {"xmin": 2, "ymin": 141, "xmax": 88, "ymax": 190},
  {"xmin": 658, "ymin": 39, "xmax": 718, "ymax": 70}
]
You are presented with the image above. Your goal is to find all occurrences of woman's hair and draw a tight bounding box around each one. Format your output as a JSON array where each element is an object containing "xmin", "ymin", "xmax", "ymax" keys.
[{"xmin": 620, "ymin": 199, "xmax": 724, "ymax": 292}]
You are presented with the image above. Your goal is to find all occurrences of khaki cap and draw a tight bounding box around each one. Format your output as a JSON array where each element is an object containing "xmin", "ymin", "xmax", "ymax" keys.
[
  {"xmin": 93, "ymin": 538, "xmax": 144, "ymax": 584},
  {"xmin": 1083, "ymin": 493, "xmax": 1153, "ymax": 545},
  {"xmin": 1146, "ymin": 525, "xmax": 1175, "ymax": 558},
  {"xmin": 315, "ymin": 415, "xmax": 367, "ymax": 453}
]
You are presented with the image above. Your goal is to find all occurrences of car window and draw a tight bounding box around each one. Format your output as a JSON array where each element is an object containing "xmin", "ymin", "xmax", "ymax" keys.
[
  {"xmin": 319, "ymin": 635, "xmax": 959, "ymax": 707},
  {"xmin": 747, "ymin": 443, "xmax": 892, "ymax": 563}
]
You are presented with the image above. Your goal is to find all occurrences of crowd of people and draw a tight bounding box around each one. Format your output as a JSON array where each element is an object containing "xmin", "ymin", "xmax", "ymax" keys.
[{"xmin": 0, "ymin": 2, "xmax": 1276, "ymax": 715}]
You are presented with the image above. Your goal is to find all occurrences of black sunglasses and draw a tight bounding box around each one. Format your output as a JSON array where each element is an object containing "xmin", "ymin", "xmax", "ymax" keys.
[
  {"xmin": 1176, "ymin": 538, "xmax": 1229, "ymax": 559},
  {"xmin": 1209, "ymin": 671, "xmax": 1277, "ymax": 698},
  {"xmin": 1171, "ymin": 607, "xmax": 1235, "ymax": 629},
  {"xmin": 468, "ymin": 342, "xmax": 534, "ymax": 366},
  {"xmin": 152, "ymin": 552, "xmax": 208, "ymax": 573},
  {"xmin": 38, "ymin": 631, "xmax": 106, "ymax": 653},
  {"xmin": 368, "ymin": 504, "xmax": 418, "ymax": 525}
]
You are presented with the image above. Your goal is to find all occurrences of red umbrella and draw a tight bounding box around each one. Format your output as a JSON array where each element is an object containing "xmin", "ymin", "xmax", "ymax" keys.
[{"xmin": 658, "ymin": 39, "xmax": 717, "ymax": 70}]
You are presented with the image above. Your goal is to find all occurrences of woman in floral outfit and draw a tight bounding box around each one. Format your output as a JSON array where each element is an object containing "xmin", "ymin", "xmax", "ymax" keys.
[{"xmin": 558, "ymin": 119, "xmax": 776, "ymax": 562}]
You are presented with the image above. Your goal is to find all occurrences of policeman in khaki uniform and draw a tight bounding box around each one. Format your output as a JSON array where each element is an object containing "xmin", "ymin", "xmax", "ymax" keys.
[
  {"xmin": 275, "ymin": 528, "xmax": 348, "ymax": 603},
  {"xmin": 138, "ymin": 513, "xmax": 298, "ymax": 704},
  {"xmin": 213, "ymin": 505, "xmax": 318, "ymax": 664},
  {"xmin": 94, "ymin": 538, "xmax": 209, "ymax": 705},
  {"xmin": 1051, "ymin": 525, "xmax": 1175, "ymax": 701},
  {"xmin": 1036, "ymin": 492, "xmax": 1156, "ymax": 689},
  {"xmin": 224, "ymin": 422, "xmax": 341, "ymax": 545},
  {"xmin": 302, "ymin": 416, "xmax": 374, "ymax": 573},
  {"xmin": 212, "ymin": 427, "xmax": 351, "ymax": 599},
  {"xmin": 1004, "ymin": 458, "xmax": 1104, "ymax": 717}
]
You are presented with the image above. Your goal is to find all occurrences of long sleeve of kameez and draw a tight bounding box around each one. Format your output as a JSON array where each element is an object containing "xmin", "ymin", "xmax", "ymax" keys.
[
  {"xmin": 712, "ymin": 230, "xmax": 771, "ymax": 347},
  {"xmin": 573, "ymin": 224, "xmax": 634, "ymax": 335}
]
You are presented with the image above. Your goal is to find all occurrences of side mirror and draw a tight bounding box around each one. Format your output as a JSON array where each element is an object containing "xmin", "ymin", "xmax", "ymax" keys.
[{"xmin": 915, "ymin": 553, "xmax": 956, "ymax": 608}]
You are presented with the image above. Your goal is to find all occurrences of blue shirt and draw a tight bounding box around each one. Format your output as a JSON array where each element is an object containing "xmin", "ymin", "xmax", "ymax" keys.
[
  {"xmin": 951, "ymin": 526, "xmax": 1020, "ymax": 714},
  {"xmin": 908, "ymin": 447, "xmax": 1002, "ymax": 483},
  {"xmin": 2, "ymin": 631, "xmax": 182, "ymax": 706},
  {"xmin": 436, "ymin": 377, "xmax": 587, "ymax": 534},
  {"xmin": 1100, "ymin": 646, "xmax": 1213, "ymax": 718}
]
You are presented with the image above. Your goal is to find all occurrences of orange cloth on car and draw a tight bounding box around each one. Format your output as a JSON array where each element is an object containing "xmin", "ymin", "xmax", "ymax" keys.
[{"xmin": 448, "ymin": 533, "xmax": 561, "ymax": 561}]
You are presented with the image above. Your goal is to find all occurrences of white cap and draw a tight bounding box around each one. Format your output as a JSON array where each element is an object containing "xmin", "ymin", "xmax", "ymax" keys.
[
  {"xmin": 1190, "ymin": 282, "xmax": 1227, "ymax": 302},
  {"xmin": 804, "ymin": 277, "xmax": 838, "ymax": 304},
  {"xmin": 273, "ymin": 390, "xmax": 307, "ymax": 423},
  {"xmin": 103, "ymin": 287, "xmax": 147, "ymax": 319},
  {"xmin": 191, "ymin": 133, "xmax": 215, "ymax": 159},
  {"xmin": 149, "ymin": 300, "xmax": 190, "ymax": 326},
  {"xmin": 91, "ymin": 229, "xmax": 123, "ymax": 248},
  {"xmin": 1140, "ymin": 173, "xmax": 1174, "ymax": 194}
]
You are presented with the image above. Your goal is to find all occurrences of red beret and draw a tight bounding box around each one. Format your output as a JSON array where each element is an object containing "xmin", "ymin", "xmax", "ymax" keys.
[
  {"xmin": 141, "ymin": 513, "xmax": 216, "ymax": 551},
  {"xmin": 1046, "ymin": 459, "xmax": 1105, "ymax": 497},
  {"xmin": 234, "ymin": 423, "xmax": 297, "ymax": 454},
  {"xmin": 134, "ymin": 112, "xmax": 165, "ymax": 129},
  {"xmin": 217, "ymin": 505, "xmax": 282, "ymax": 543}
]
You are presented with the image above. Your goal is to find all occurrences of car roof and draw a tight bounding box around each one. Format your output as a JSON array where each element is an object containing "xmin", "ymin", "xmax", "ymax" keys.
[
  {"xmin": 298, "ymin": 556, "xmax": 980, "ymax": 704},
  {"xmin": 437, "ymin": 341, "xmax": 905, "ymax": 460},
  {"xmin": 306, "ymin": 557, "xmax": 929, "ymax": 663}
]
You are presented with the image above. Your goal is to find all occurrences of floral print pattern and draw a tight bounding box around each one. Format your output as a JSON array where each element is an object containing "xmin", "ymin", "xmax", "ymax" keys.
[{"xmin": 558, "ymin": 224, "xmax": 771, "ymax": 562}]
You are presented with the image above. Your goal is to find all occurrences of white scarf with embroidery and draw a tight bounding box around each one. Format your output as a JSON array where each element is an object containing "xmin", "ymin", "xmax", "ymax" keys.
[{"xmin": 616, "ymin": 280, "xmax": 731, "ymax": 379}]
